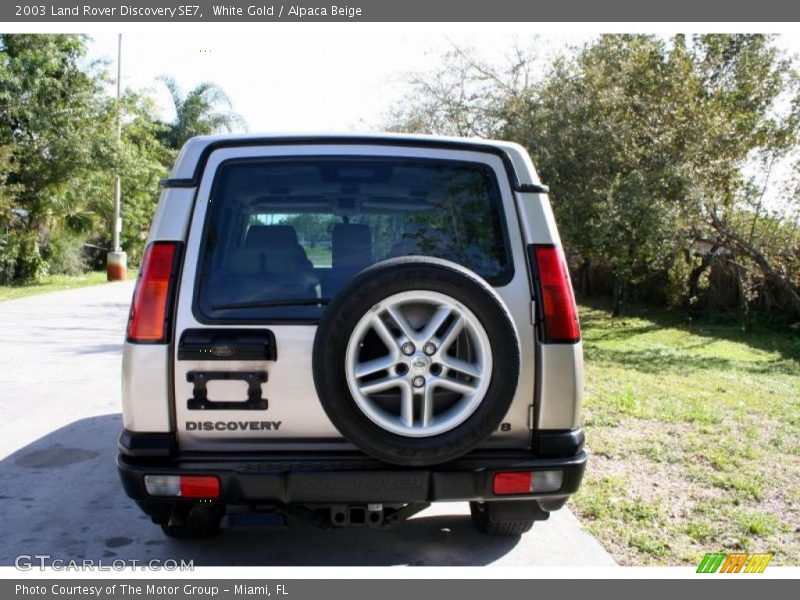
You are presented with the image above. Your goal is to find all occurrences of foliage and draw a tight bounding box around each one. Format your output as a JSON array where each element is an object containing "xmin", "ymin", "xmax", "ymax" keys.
[
  {"xmin": 158, "ymin": 76, "xmax": 246, "ymax": 149},
  {"xmin": 526, "ymin": 36, "xmax": 694, "ymax": 314},
  {"xmin": 0, "ymin": 34, "xmax": 112, "ymax": 282},
  {"xmin": 386, "ymin": 35, "xmax": 800, "ymax": 320},
  {"xmin": 0, "ymin": 35, "xmax": 112, "ymax": 220},
  {"xmin": 278, "ymin": 213, "xmax": 335, "ymax": 242},
  {"xmin": 0, "ymin": 35, "xmax": 241, "ymax": 282},
  {"xmin": 83, "ymin": 90, "xmax": 176, "ymax": 265},
  {"xmin": 43, "ymin": 231, "xmax": 89, "ymax": 275},
  {"xmin": 679, "ymin": 35, "xmax": 800, "ymax": 316}
]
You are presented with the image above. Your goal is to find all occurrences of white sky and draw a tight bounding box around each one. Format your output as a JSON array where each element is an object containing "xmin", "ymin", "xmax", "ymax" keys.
[
  {"xmin": 84, "ymin": 31, "xmax": 800, "ymax": 209},
  {"xmin": 85, "ymin": 32, "xmax": 800, "ymax": 134},
  {"xmin": 85, "ymin": 32, "xmax": 580, "ymax": 131}
]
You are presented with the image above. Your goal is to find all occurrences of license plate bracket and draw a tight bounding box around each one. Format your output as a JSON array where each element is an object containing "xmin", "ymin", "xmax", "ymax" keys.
[{"xmin": 186, "ymin": 371, "xmax": 268, "ymax": 411}]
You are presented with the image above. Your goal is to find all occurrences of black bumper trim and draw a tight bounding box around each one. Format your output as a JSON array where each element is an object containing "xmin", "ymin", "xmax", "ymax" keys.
[
  {"xmin": 535, "ymin": 428, "xmax": 585, "ymax": 456},
  {"xmin": 119, "ymin": 427, "xmax": 587, "ymax": 459},
  {"xmin": 117, "ymin": 449, "xmax": 587, "ymax": 505},
  {"xmin": 118, "ymin": 430, "xmax": 175, "ymax": 457}
]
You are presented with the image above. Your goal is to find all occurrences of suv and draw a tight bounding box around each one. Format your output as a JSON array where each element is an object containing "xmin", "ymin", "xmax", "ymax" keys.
[{"xmin": 117, "ymin": 134, "xmax": 586, "ymax": 538}]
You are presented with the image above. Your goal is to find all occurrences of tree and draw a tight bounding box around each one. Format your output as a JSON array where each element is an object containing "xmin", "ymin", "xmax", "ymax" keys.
[
  {"xmin": 82, "ymin": 90, "xmax": 175, "ymax": 265},
  {"xmin": 0, "ymin": 34, "xmax": 113, "ymax": 282},
  {"xmin": 384, "ymin": 34, "xmax": 800, "ymax": 319},
  {"xmin": 521, "ymin": 36, "xmax": 697, "ymax": 315},
  {"xmin": 0, "ymin": 36, "xmax": 250, "ymax": 282},
  {"xmin": 0, "ymin": 35, "xmax": 180, "ymax": 280},
  {"xmin": 158, "ymin": 76, "xmax": 246, "ymax": 149},
  {"xmin": 680, "ymin": 35, "xmax": 800, "ymax": 316}
]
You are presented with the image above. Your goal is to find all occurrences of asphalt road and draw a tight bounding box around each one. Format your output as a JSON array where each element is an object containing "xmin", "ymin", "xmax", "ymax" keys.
[{"xmin": 0, "ymin": 281, "xmax": 615, "ymax": 567}]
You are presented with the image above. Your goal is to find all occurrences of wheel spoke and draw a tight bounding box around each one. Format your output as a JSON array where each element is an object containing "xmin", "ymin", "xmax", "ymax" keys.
[
  {"xmin": 434, "ymin": 376, "xmax": 477, "ymax": 396},
  {"xmin": 419, "ymin": 305, "xmax": 451, "ymax": 342},
  {"xmin": 400, "ymin": 385, "xmax": 414, "ymax": 427},
  {"xmin": 387, "ymin": 306, "xmax": 419, "ymax": 343},
  {"xmin": 440, "ymin": 356, "xmax": 482, "ymax": 379},
  {"xmin": 437, "ymin": 314, "xmax": 464, "ymax": 352},
  {"xmin": 421, "ymin": 384, "xmax": 435, "ymax": 426},
  {"xmin": 355, "ymin": 355, "xmax": 396, "ymax": 379},
  {"xmin": 359, "ymin": 376, "xmax": 404, "ymax": 395},
  {"xmin": 371, "ymin": 314, "xmax": 400, "ymax": 352}
]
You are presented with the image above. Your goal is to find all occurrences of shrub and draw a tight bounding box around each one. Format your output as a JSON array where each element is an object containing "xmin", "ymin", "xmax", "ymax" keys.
[
  {"xmin": 43, "ymin": 232, "xmax": 89, "ymax": 276},
  {"xmin": 0, "ymin": 229, "xmax": 47, "ymax": 284}
]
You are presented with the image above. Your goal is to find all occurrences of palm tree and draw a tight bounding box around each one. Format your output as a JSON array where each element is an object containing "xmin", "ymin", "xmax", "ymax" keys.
[{"xmin": 158, "ymin": 76, "xmax": 246, "ymax": 149}]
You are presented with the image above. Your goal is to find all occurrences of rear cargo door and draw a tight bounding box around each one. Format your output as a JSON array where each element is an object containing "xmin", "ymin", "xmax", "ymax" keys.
[{"xmin": 172, "ymin": 143, "xmax": 536, "ymax": 452}]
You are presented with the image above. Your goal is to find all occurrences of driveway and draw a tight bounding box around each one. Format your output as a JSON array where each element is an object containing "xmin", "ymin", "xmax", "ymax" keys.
[{"xmin": 0, "ymin": 281, "xmax": 615, "ymax": 566}]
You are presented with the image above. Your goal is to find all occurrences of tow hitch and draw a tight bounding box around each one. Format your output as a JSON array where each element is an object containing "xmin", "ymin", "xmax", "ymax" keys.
[{"xmin": 229, "ymin": 502, "xmax": 432, "ymax": 529}]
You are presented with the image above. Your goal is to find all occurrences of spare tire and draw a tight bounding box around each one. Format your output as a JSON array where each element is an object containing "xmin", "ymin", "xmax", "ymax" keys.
[{"xmin": 312, "ymin": 256, "xmax": 520, "ymax": 466}]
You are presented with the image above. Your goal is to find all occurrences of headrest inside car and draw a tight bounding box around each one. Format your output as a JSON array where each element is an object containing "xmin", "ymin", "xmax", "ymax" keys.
[
  {"xmin": 245, "ymin": 224, "xmax": 300, "ymax": 248},
  {"xmin": 332, "ymin": 223, "xmax": 372, "ymax": 268}
]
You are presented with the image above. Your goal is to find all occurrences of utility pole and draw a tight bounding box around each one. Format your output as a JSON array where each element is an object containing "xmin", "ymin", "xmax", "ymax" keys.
[{"xmin": 107, "ymin": 33, "xmax": 127, "ymax": 281}]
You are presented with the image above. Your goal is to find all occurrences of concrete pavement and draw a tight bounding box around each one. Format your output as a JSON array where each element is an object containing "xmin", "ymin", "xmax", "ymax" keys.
[{"xmin": 0, "ymin": 281, "xmax": 615, "ymax": 566}]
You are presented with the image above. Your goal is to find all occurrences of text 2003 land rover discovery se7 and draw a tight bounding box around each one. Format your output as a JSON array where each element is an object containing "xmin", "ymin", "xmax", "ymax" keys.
[{"xmin": 117, "ymin": 134, "xmax": 586, "ymax": 538}]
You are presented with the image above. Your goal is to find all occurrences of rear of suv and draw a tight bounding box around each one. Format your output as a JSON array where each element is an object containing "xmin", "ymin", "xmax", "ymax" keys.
[{"xmin": 117, "ymin": 134, "xmax": 586, "ymax": 538}]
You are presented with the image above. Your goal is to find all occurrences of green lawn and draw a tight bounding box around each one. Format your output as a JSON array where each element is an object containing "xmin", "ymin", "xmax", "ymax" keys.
[
  {"xmin": 305, "ymin": 246, "xmax": 332, "ymax": 267},
  {"xmin": 573, "ymin": 300, "xmax": 800, "ymax": 565},
  {"xmin": 0, "ymin": 271, "xmax": 124, "ymax": 302}
]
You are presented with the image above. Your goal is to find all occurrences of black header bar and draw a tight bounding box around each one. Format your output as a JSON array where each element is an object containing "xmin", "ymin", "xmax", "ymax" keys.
[{"xmin": 3, "ymin": 0, "xmax": 800, "ymax": 23}]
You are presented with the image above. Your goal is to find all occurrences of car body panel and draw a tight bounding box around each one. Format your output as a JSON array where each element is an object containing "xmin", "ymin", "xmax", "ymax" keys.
[
  {"xmin": 164, "ymin": 143, "xmax": 536, "ymax": 451},
  {"xmin": 164, "ymin": 133, "xmax": 546, "ymax": 188},
  {"xmin": 513, "ymin": 190, "xmax": 584, "ymax": 430},
  {"xmin": 121, "ymin": 343, "xmax": 173, "ymax": 432},
  {"xmin": 119, "ymin": 133, "xmax": 586, "ymax": 524},
  {"xmin": 121, "ymin": 133, "xmax": 582, "ymax": 446}
]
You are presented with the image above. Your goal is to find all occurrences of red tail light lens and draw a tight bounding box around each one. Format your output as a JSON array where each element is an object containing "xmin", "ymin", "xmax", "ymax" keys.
[
  {"xmin": 532, "ymin": 245, "xmax": 580, "ymax": 342},
  {"xmin": 179, "ymin": 475, "xmax": 220, "ymax": 499},
  {"xmin": 493, "ymin": 470, "xmax": 565, "ymax": 495},
  {"xmin": 493, "ymin": 471, "xmax": 534, "ymax": 495},
  {"xmin": 144, "ymin": 475, "xmax": 220, "ymax": 498},
  {"xmin": 127, "ymin": 242, "xmax": 179, "ymax": 343}
]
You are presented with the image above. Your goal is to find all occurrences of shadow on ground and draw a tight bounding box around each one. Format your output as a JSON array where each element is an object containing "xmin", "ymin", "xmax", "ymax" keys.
[
  {"xmin": 0, "ymin": 414, "xmax": 522, "ymax": 566},
  {"xmin": 578, "ymin": 297, "xmax": 800, "ymax": 368}
]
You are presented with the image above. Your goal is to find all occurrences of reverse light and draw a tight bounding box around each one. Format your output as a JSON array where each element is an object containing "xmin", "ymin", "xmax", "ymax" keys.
[
  {"xmin": 493, "ymin": 470, "xmax": 564, "ymax": 495},
  {"xmin": 144, "ymin": 475, "xmax": 220, "ymax": 499},
  {"xmin": 126, "ymin": 242, "xmax": 179, "ymax": 343},
  {"xmin": 531, "ymin": 245, "xmax": 581, "ymax": 343}
]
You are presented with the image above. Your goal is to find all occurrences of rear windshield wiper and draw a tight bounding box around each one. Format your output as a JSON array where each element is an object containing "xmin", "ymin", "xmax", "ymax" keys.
[{"xmin": 211, "ymin": 298, "xmax": 330, "ymax": 311}]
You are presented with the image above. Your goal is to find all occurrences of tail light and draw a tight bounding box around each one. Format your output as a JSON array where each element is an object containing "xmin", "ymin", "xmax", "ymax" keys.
[
  {"xmin": 144, "ymin": 475, "xmax": 220, "ymax": 499},
  {"xmin": 127, "ymin": 242, "xmax": 180, "ymax": 343},
  {"xmin": 493, "ymin": 470, "xmax": 564, "ymax": 495},
  {"xmin": 179, "ymin": 475, "xmax": 220, "ymax": 499},
  {"xmin": 530, "ymin": 245, "xmax": 580, "ymax": 343},
  {"xmin": 493, "ymin": 472, "xmax": 534, "ymax": 495}
]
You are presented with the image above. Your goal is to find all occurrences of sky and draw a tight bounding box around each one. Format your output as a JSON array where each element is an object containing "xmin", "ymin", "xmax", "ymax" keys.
[
  {"xmin": 85, "ymin": 32, "xmax": 800, "ymax": 133},
  {"xmin": 85, "ymin": 32, "xmax": 578, "ymax": 132},
  {"xmin": 84, "ymin": 32, "xmax": 800, "ymax": 208}
]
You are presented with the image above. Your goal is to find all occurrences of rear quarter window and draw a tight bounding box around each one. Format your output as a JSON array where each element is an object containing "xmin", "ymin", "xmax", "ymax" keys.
[{"xmin": 194, "ymin": 156, "xmax": 512, "ymax": 322}]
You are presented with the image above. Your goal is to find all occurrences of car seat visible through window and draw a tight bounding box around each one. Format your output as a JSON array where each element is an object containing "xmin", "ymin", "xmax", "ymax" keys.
[
  {"xmin": 323, "ymin": 223, "xmax": 372, "ymax": 297},
  {"xmin": 212, "ymin": 224, "xmax": 319, "ymax": 306}
]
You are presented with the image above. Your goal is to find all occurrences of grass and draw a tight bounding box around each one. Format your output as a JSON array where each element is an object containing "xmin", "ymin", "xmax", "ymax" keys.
[
  {"xmin": 0, "ymin": 270, "xmax": 128, "ymax": 302},
  {"xmin": 305, "ymin": 246, "xmax": 332, "ymax": 267},
  {"xmin": 572, "ymin": 300, "xmax": 800, "ymax": 565}
]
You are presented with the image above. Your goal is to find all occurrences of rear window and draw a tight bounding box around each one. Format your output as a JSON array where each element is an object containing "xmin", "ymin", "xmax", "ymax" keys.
[{"xmin": 195, "ymin": 157, "xmax": 512, "ymax": 322}]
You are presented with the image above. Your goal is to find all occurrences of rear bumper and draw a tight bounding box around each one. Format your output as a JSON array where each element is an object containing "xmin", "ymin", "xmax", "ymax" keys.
[{"xmin": 117, "ymin": 434, "xmax": 587, "ymax": 506}]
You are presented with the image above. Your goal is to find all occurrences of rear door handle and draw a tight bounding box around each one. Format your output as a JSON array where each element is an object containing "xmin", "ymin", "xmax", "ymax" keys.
[{"xmin": 178, "ymin": 329, "xmax": 277, "ymax": 361}]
